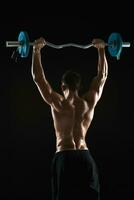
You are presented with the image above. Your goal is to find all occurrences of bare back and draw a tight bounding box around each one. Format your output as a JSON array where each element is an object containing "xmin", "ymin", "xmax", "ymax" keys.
[
  {"xmin": 51, "ymin": 97, "xmax": 94, "ymax": 152},
  {"xmin": 32, "ymin": 40, "xmax": 108, "ymax": 153}
]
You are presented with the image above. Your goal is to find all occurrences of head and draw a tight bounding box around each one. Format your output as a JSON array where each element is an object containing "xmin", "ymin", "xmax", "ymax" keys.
[{"xmin": 61, "ymin": 70, "xmax": 81, "ymax": 95}]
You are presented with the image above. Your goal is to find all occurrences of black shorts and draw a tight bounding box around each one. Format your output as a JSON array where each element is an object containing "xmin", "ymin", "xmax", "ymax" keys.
[{"xmin": 51, "ymin": 149, "xmax": 100, "ymax": 200}]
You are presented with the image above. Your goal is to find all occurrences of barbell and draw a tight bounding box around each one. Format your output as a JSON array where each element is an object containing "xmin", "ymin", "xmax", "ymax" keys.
[{"xmin": 6, "ymin": 31, "xmax": 130, "ymax": 59}]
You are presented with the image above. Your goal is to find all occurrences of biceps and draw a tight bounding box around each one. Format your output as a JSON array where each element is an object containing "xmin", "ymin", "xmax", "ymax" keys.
[
  {"xmin": 84, "ymin": 86, "xmax": 105, "ymax": 108},
  {"xmin": 90, "ymin": 76, "xmax": 106, "ymax": 92},
  {"xmin": 35, "ymin": 80, "xmax": 62, "ymax": 111},
  {"xmin": 35, "ymin": 81, "xmax": 52, "ymax": 105},
  {"xmin": 85, "ymin": 91, "xmax": 99, "ymax": 107}
]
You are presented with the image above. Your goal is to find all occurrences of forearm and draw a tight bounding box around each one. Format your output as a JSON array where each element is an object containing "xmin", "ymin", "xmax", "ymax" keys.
[
  {"xmin": 31, "ymin": 48, "xmax": 46, "ymax": 81},
  {"xmin": 97, "ymin": 48, "xmax": 108, "ymax": 79},
  {"xmin": 90, "ymin": 48, "xmax": 108, "ymax": 92},
  {"xmin": 83, "ymin": 40, "xmax": 108, "ymax": 104}
]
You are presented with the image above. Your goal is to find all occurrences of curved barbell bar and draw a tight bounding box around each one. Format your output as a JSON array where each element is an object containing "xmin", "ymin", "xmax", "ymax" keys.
[
  {"xmin": 6, "ymin": 41, "xmax": 94, "ymax": 49},
  {"xmin": 6, "ymin": 31, "xmax": 131, "ymax": 59}
]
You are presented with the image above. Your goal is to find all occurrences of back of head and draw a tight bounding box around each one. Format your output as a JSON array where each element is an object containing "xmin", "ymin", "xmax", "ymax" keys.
[{"xmin": 61, "ymin": 70, "xmax": 81, "ymax": 91}]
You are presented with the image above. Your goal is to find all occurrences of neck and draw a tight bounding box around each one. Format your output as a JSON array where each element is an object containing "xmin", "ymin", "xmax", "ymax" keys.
[{"xmin": 65, "ymin": 90, "xmax": 78, "ymax": 100}]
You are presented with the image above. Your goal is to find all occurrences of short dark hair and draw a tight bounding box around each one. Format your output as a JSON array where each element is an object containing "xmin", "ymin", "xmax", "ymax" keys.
[{"xmin": 61, "ymin": 70, "xmax": 81, "ymax": 91}]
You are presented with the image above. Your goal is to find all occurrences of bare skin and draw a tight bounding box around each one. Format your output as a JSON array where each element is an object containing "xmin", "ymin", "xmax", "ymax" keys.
[{"xmin": 31, "ymin": 38, "xmax": 108, "ymax": 152}]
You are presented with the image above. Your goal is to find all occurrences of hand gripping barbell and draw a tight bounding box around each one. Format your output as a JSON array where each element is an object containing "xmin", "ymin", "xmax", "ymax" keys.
[{"xmin": 6, "ymin": 31, "xmax": 130, "ymax": 59}]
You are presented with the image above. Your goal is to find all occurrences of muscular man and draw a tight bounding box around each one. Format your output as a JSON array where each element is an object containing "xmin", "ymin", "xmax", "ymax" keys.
[{"xmin": 31, "ymin": 38, "xmax": 108, "ymax": 200}]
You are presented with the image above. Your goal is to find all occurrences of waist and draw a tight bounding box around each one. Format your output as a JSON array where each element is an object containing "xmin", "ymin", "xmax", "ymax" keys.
[
  {"xmin": 56, "ymin": 141, "xmax": 88, "ymax": 152},
  {"xmin": 56, "ymin": 135, "xmax": 88, "ymax": 152},
  {"xmin": 56, "ymin": 147, "xmax": 88, "ymax": 153}
]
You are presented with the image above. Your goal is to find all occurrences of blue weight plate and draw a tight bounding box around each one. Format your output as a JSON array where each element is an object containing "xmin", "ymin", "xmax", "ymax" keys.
[
  {"xmin": 108, "ymin": 33, "xmax": 123, "ymax": 59},
  {"xmin": 18, "ymin": 31, "xmax": 30, "ymax": 57}
]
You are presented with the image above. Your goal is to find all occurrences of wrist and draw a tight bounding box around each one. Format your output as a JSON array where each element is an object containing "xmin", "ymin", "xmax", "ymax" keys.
[
  {"xmin": 98, "ymin": 48, "xmax": 105, "ymax": 52},
  {"xmin": 33, "ymin": 47, "xmax": 41, "ymax": 54}
]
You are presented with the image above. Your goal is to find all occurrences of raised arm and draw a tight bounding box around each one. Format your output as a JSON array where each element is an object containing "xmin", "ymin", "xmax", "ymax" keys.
[
  {"xmin": 83, "ymin": 39, "xmax": 108, "ymax": 108},
  {"xmin": 31, "ymin": 37, "xmax": 63, "ymax": 112}
]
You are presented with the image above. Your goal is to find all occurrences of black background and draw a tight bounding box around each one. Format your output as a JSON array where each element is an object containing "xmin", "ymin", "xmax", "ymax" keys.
[{"xmin": 0, "ymin": 5, "xmax": 134, "ymax": 200}]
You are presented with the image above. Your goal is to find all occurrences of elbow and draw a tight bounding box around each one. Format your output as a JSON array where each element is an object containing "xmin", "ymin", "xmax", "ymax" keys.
[
  {"xmin": 32, "ymin": 73, "xmax": 43, "ymax": 83},
  {"xmin": 103, "ymin": 71, "xmax": 108, "ymax": 80},
  {"xmin": 102, "ymin": 75, "xmax": 107, "ymax": 85},
  {"xmin": 98, "ymin": 73, "xmax": 107, "ymax": 81},
  {"xmin": 31, "ymin": 73, "xmax": 38, "ymax": 82},
  {"xmin": 31, "ymin": 72, "xmax": 36, "ymax": 81}
]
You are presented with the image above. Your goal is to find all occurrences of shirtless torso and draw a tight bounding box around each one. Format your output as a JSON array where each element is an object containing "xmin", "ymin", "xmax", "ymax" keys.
[
  {"xmin": 31, "ymin": 37, "xmax": 108, "ymax": 153},
  {"xmin": 51, "ymin": 96, "xmax": 93, "ymax": 152}
]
